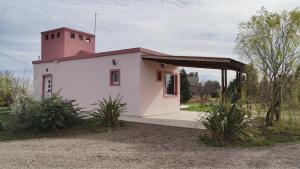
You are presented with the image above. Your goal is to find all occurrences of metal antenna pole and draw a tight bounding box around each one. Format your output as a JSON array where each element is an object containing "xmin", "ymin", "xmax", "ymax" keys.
[{"xmin": 94, "ymin": 12, "xmax": 97, "ymax": 36}]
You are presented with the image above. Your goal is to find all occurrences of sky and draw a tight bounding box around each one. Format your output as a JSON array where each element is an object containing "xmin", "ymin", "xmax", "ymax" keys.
[{"xmin": 0, "ymin": 0, "xmax": 299, "ymax": 82}]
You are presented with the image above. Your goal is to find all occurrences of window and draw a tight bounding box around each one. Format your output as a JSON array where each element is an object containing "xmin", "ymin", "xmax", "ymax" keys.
[
  {"xmin": 51, "ymin": 33, "xmax": 54, "ymax": 39},
  {"xmin": 156, "ymin": 70, "xmax": 162, "ymax": 81},
  {"xmin": 164, "ymin": 72, "xmax": 178, "ymax": 96},
  {"xmin": 70, "ymin": 32, "xmax": 75, "ymax": 39},
  {"xmin": 110, "ymin": 70, "xmax": 120, "ymax": 86},
  {"xmin": 79, "ymin": 35, "xmax": 83, "ymax": 40},
  {"xmin": 45, "ymin": 34, "xmax": 49, "ymax": 40},
  {"xmin": 86, "ymin": 37, "xmax": 91, "ymax": 42},
  {"xmin": 56, "ymin": 32, "xmax": 61, "ymax": 38}
]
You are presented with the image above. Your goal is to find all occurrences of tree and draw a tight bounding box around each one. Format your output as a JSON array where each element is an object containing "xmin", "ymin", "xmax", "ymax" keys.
[
  {"xmin": 235, "ymin": 8, "xmax": 300, "ymax": 126},
  {"xmin": 282, "ymin": 64, "xmax": 300, "ymax": 109},
  {"xmin": 227, "ymin": 79, "xmax": 238, "ymax": 103},
  {"xmin": 296, "ymin": 65, "xmax": 300, "ymax": 103},
  {"xmin": 258, "ymin": 75, "xmax": 270, "ymax": 110},
  {"xmin": 180, "ymin": 69, "xmax": 192, "ymax": 103},
  {"xmin": 203, "ymin": 80, "xmax": 220, "ymax": 98},
  {"xmin": 0, "ymin": 71, "xmax": 15, "ymax": 106},
  {"xmin": 243, "ymin": 64, "xmax": 259, "ymax": 109}
]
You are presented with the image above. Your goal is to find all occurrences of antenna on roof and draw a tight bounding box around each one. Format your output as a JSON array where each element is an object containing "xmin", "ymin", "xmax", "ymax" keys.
[{"xmin": 94, "ymin": 12, "xmax": 97, "ymax": 36}]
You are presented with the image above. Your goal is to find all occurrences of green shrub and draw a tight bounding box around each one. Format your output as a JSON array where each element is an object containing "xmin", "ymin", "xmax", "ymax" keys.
[
  {"xmin": 92, "ymin": 95, "xmax": 127, "ymax": 130},
  {"xmin": 202, "ymin": 101, "xmax": 251, "ymax": 144},
  {"xmin": 0, "ymin": 120, "xmax": 5, "ymax": 130},
  {"xmin": 22, "ymin": 93, "xmax": 81, "ymax": 132},
  {"xmin": 180, "ymin": 69, "xmax": 192, "ymax": 103}
]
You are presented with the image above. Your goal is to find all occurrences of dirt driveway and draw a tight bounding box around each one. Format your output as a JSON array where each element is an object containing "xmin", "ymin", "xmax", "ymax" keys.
[{"xmin": 0, "ymin": 122, "xmax": 299, "ymax": 169}]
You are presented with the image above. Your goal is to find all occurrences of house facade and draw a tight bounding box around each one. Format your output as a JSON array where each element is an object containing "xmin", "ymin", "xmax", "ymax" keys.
[{"xmin": 33, "ymin": 27, "xmax": 180, "ymax": 117}]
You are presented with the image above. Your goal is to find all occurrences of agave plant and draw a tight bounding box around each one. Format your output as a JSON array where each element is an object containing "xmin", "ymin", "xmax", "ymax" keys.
[
  {"xmin": 202, "ymin": 101, "xmax": 251, "ymax": 144},
  {"xmin": 92, "ymin": 94, "xmax": 127, "ymax": 130}
]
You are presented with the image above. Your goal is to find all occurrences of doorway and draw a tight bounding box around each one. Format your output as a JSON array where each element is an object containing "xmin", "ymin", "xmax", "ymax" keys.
[{"xmin": 43, "ymin": 74, "xmax": 53, "ymax": 98}]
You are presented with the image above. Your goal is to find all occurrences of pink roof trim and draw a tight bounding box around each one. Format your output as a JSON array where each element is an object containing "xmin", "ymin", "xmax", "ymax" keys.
[{"xmin": 32, "ymin": 47, "xmax": 168, "ymax": 64}]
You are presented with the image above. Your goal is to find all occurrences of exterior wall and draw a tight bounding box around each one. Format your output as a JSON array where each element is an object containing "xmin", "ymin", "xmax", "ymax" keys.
[
  {"xmin": 139, "ymin": 60, "xmax": 180, "ymax": 116},
  {"xmin": 63, "ymin": 30, "xmax": 95, "ymax": 57},
  {"xmin": 33, "ymin": 52, "xmax": 181, "ymax": 117},
  {"xmin": 33, "ymin": 53, "xmax": 141, "ymax": 116},
  {"xmin": 41, "ymin": 30, "xmax": 65, "ymax": 60}
]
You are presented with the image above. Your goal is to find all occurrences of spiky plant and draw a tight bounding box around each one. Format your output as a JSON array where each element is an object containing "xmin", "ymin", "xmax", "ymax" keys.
[
  {"xmin": 202, "ymin": 101, "xmax": 251, "ymax": 144},
  {"xmin": 92, "ymin": 95, "xmax": 127, "ymax": 131}
]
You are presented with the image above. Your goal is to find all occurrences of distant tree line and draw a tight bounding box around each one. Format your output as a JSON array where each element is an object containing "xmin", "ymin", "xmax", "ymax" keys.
[{"xmin": 180, "ymin": 68, "xmax": 221, "ymax": 103}]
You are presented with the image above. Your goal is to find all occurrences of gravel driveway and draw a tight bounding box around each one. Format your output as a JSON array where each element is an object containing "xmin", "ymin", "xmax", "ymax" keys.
[{"xmin": 0, "ymin": 122, "xmax": 299, "ymax": 169}]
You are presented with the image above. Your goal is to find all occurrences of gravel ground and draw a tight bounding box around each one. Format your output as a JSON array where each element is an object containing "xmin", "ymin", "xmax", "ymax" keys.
[{"xmin": 0, "ymin": 122, "xmax": 299, "ymax": 169}]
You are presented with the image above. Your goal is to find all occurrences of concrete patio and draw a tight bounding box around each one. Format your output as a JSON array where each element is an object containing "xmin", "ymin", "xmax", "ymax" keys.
[{"xmin": 120, "ymin": 111, "xmax": 206, "ymax": 129}]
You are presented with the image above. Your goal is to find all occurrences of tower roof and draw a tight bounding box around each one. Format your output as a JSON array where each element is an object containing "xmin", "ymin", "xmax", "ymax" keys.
[{"xmin": 41, "ymin": 27, "xmax": 95, "ymax": 37}]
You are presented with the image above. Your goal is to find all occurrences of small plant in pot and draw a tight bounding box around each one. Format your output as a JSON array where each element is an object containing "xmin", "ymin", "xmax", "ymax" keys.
[{"xmin": 92, "ymin": 94, "xmax": 127, "ymax": 132}]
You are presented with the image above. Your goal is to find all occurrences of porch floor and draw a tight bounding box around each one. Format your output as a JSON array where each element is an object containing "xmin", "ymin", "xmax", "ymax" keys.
[{"xmin": 120, "ymin": 111, "xmax": 206, "ymax": 129}]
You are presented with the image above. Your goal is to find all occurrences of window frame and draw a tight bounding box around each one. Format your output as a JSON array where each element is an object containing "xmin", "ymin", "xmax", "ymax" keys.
[
  {"xmin": 163, "ymin": 71, "xmax": 178, "ymax": 97},
  {"xmin": 110, "ymin": 69, "xmax": 121, "ymax": 86},
  {"xmin": 56, "ymin": 32, "xmax": 61, "ymax": 38},
  {"xmin": 45, "ymin": 34, "xmax": 49, "ymax": 40}
]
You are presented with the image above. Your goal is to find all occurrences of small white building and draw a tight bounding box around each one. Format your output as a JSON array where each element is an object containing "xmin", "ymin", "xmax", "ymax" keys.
[{"xmin": 33, "ymin": 27, "xmax": 244, "ymax": 117}]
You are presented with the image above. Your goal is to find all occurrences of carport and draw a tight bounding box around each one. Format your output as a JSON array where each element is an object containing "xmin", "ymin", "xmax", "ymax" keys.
[
  {"xmin": 121, "ymin": 54, "xmax": 246, "ymax": 128},
  {"xmin": 142, "ymin": 53, "xmax": 246, "ymax": 101}
]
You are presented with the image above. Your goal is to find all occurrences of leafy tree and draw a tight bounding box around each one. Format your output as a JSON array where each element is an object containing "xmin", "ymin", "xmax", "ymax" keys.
[
  {"xmin": 203, "ymin": 80, "xmax": 220, "ymax": 98},
  {"xmin": 243, "ymin": 64, "xmax": 259, "ymax": 109},
  {"xmin": 10, "ymin": 73, "xmax": 34, "ymax": 120},
  {"xmin": 234, "ymin": 8, "xmax": 300, "ymax": 126},
  {"xmin": 296, "ymin": 65, "xmax": 300, "ymax": 103},
  {"xmin": 258, "ymin": 75, "xmax": 270, "ymax": 110},
  {"xmin": 0, "ymin": 71, "xmax": 15, "ymax": 106},
  {"xmin": 180, "ymin": 69, "xmax": 192, "ymax": 103},
  {"xmin": 282, "ymin": 65, "xmax": 300, "ymax": 110},
  {"xmin": 227, "ymin": 79, "xmax": 238, "ymax": 103}
]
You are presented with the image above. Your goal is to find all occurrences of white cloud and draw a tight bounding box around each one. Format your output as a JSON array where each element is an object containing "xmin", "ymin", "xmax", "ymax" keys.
[{"xmin": 0, "ymin": 0, "xmax": 299, "ymax": 79}]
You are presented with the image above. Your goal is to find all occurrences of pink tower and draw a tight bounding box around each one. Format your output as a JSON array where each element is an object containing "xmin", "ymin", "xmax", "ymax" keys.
[{"xmin": 41, "ymin": 27, "xmax": 95, "ymax": 60}]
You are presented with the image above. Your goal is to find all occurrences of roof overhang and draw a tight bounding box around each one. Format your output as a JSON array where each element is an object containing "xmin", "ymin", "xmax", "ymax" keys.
[{"xmin": 142, "ymin": 54, "xmax": 245, "ymax": 71}]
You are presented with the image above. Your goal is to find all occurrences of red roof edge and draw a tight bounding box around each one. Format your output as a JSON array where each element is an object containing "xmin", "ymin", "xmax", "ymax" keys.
[{"xmin": 32, "ymin": 47, "xmax": 168, "ymax": 64}]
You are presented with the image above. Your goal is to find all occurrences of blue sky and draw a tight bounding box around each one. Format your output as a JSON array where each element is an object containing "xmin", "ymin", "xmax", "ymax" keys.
[{"xmin": 0, "ymin": 0, "xmax": 298, "ymax": 81}]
